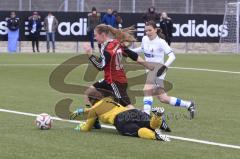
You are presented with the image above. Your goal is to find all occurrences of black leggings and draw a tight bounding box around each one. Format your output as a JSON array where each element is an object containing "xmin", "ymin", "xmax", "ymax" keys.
[
  {"xmin": 30, "ymin": 34, "xmax": 40, "ymax": 51},
  {"xmin": 32, "ymin": 40, "xmax": 39, "ymax": 51}
]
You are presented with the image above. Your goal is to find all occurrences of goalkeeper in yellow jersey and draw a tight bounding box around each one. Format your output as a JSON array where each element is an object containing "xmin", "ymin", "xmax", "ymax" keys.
[{"xmin": 70, "ymin": 97, "xmax": 170, "ymax": 141}]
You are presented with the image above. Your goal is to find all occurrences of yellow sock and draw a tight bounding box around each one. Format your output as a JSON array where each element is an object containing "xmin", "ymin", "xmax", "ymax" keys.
[
  {"xmin": 150, "ymin": 115, "xmax": 162, "ymax": 129},
  {"xmin": 138, "ymin": 128, "xmax": 156, "ymax": 140}
]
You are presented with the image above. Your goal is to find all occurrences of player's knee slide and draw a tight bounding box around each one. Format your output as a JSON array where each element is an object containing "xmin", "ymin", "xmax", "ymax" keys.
[
  {"xmin": 88, "ymin": 91, "xmax": 103, "ymax": 105},
  {"xmin": 138, "ymin": 128, "xmax": 156, "ymax": 140}
]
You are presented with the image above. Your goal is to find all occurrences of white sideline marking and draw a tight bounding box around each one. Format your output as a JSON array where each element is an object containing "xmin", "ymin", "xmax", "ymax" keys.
[
  {"xmin": 0, "ymin": 64, "xmax": 59, "ymax": 66},
  {"xmin": 0, "ymin": 108, "xmax": 240, "ymax": 150},
  {"xmin": 0, "ymin": 64, "xmax": 240, "ymax": 74},
  {"xmin": 170, "ymin": 66, "xmax": 240, "ymax": 74}
]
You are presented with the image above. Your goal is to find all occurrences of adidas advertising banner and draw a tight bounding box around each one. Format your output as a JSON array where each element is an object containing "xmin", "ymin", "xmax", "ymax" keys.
[
  {"xmin": 0, "ymin": 11, "xmax": 225, "ymax": 42},
  {"xmin": 0, "ymin": 11, "xmax": 88, "ymax": 41},
  {"xmin": 123, "ymin": 13, "xmax": 226, "ymax": 42}
]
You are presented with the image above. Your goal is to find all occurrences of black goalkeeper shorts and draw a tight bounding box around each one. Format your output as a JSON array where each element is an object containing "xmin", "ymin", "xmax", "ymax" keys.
[
  {"xmin": 93, "ymin": 79, "xmax": 131, "ymax": 106},
  {"xmin": 114, "ymin": 109, "xmax": 151, "ymax": 137}
]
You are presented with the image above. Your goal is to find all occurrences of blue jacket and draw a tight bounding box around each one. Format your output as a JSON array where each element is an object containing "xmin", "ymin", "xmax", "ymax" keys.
[{"xmin": 102, "ymin": 14, "xmax": 117, "ymax": 28}]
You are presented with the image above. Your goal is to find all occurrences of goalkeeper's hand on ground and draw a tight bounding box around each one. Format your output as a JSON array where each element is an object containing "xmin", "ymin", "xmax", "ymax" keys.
[
  {"xmin": 69, "ymin": 108, "xmax": 84, "ymax": 120},
  {"xmin": 157, "ymin": 65, "xmax": 168, "ymax": 77},
  {"xmin": 74, "ymin": 123, "xmax": 83, "ymax": 131}
]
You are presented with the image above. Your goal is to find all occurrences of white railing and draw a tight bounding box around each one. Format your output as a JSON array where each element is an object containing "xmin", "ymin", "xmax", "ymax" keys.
[{"xmin": 0, "ymin": 0, "xmax": 229, "ymax": 14}]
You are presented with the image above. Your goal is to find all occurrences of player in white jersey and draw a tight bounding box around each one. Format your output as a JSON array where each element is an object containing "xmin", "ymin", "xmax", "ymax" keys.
[{"xmin": 131, "ymin": 21, "xmax": 195, "ymax": 119}]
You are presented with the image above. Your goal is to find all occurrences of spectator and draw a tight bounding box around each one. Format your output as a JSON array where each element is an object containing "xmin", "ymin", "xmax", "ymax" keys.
[
  {"xmin": 87, "ymin": 7, "xmax": 101, "ymax": 49},
  {"xmin": 113, "ymin": 10, "xmax": 123, "ymax": 29},
  {"xmin": 102, "ymin": 8, "xmax": 117, "ymax": 28},
  {"xmin": 44, "ymin": 12, "xmax": 58, "ymax": 53},
  {"xmin": 28, "ymin": 11, "xmax": 42, "ymax": 52},
  {"xmin": 6, "ymin": 11, "xmax": 20, "ymax": 53},
  {"xmin": 142, "ymin": 7, "xmax": 159, "ymax": 23},
  {"xmin": 160, "ymin": 12, "xmax": 173, "ymax": 46}
]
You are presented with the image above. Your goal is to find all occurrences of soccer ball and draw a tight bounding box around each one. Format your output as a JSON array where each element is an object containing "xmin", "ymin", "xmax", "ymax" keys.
[{"xmin": 35, "ymin": 113, "xmax": 53, "ymax": 130}]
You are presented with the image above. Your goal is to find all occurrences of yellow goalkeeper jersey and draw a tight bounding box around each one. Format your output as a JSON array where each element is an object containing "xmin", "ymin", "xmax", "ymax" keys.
[{"xmin": 80, "ymin": 97, "xmax": 128, "ymax": 131}]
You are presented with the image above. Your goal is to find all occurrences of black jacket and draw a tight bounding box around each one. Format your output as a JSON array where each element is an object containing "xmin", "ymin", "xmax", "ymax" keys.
[
  {"xmin": 160, "ymin": 18, "xmax": 173, "ymax": 39},
  {"xmin": 142, "ymin": 7, "xmax": 159, "ymax": 23},
  {"xmin": 28, "ymin": 19, "xmax": 42, "ymax": 35},
  {"xmin": 142, "ymin": 12, "xmax": 159, "ymax": 23},
  {"xmin": 7, "ymin": 17, "xmax": 20, "ymax": 31}
]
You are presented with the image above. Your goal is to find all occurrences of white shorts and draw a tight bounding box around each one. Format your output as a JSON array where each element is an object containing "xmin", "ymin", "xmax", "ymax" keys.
[{"xmin": 145, "ymin": 63, "xmax": 167, "ymax": 89}]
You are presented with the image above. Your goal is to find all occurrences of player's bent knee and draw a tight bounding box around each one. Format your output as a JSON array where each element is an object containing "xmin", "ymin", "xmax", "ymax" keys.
[
  {"xmin": 85, "ymin": 88, "xmax": 103, "ymax": 105},
  {"xmin": 126, "ymin": 104, "xmax": 135, "ymax": 109},
  {"xmin": 84, "ymin": 86, "xmax": 96, "ymax": 95},
  {"xmin": 138, "ymin": 128, "xmax": 156, "ymax": 140}
]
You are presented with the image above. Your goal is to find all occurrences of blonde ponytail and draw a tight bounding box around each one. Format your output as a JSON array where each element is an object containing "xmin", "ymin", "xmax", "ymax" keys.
[{"xmin": 95, "ymin": 24, "xmax": 137, "ymax": 46}]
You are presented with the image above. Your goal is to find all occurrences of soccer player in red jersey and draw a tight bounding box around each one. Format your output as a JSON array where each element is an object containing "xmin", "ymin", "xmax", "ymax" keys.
[{"xmin": 83, "ymin": 24, "xmax": 153, "ymax": 109}]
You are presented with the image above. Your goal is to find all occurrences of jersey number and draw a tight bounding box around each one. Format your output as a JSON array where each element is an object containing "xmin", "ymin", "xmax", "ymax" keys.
[{"xmin": 115, "ymin": 49, "xmax": 123, "ymax": 70}]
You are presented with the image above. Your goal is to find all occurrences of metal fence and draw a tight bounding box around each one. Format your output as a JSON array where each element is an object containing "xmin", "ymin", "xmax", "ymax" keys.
[
  {"xmin": 0, "ymin": 0, "xmax": 237, "ymax": 14},
  {"xmin": 1, "ymin": 0, "xmax": 239, "ymax": 53}
]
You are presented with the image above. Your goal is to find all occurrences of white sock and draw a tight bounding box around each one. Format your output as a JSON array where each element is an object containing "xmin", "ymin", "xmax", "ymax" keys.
[
  {"xmin": 169, "ymin": 97, "xmax": 191, "ymax": 108},
  {"xmin": 143, "ymin": 96, "xmax": 153, "ymax": 115}
]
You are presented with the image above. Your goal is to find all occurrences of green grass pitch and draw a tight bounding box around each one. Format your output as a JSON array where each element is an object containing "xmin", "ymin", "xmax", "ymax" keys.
[{"xmin": 0, "ymin": 53, "xmax": 239, "ymax": 159}]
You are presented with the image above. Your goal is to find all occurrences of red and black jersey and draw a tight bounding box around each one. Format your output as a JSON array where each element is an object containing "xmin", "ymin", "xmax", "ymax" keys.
[{"xmin": 89, "ymin": 39, "xmax": 139, "ymax": 84}]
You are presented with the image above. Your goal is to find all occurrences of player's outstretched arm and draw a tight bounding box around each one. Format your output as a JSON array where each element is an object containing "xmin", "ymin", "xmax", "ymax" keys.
[
  {"xmin": 157, "ymin": 40, "xmax": 176, "ymax": 76},
  {"xmin": 136, "ymin": 56, "xmax": 154, "ymax": 71},
  {"xmin": 157, "ymin": 52, "xmax": 176, "ymax": 77},
  {"xmin": 123, "ymin": 47, "xmax": 154, "ymax": 70},
  {"xmin": 164, "ymin": 52, "xmax": 176, "ymax": 68},
  {"xmin": 83, "ymin": 42, "xmax": 110, "ymax": 71},
  {"xmin": 130, "ymin": 47, "xmax": 143, "ymax": 54}
]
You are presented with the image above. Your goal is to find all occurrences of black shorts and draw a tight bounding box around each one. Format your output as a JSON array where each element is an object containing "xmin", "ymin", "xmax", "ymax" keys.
[
  {"xmin": 114, "ymin": 109, "xmax": 151, "ymax": 137},
  {"xmin": 93, "ymin": 79, "xmax": 131, "ymax": 106}
]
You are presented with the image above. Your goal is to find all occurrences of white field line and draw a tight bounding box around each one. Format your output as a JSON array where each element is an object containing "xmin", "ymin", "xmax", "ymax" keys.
[
  {"xmin": 0, "ymin": 108, "xmax": 240, "ymax": 150},
  {"xmin": 170, "ymin": 66, "xmax": 240, "ymax": 74},
  {"xmin": 0, "ymin": 64, "xmax": 60, "ymax": 66},
  {"xmin": 0, "ymin": 64, "xmax": 240, "ymax": 74}
]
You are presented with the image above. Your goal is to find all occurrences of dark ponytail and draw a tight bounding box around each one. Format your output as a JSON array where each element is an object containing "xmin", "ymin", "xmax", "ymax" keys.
[{"xmin": 145, "ymin": 20, "xmax": 165, "ymax": 40}]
